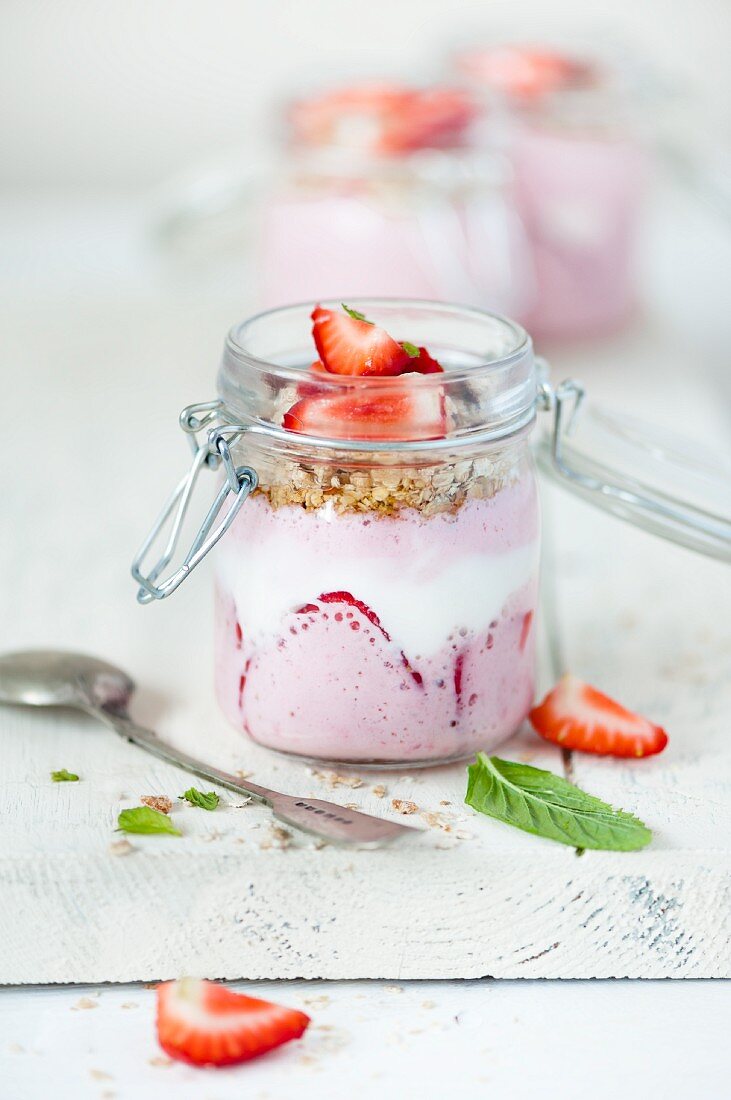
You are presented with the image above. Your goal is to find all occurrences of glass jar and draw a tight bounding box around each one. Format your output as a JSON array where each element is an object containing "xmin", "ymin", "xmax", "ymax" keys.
[
  {"xmin": 132, "ymin": 300, "xmax": 731, "ymax": 767},
  {"xmin": 454, "ymin": 44, "xmax": 647, "ymax": 341},
  {"xmin": 154, "ymin": 82, "xmax": 534, "ymax": 320},
  {"xmin": 256, "ymin": 84, "xmax": 533, "ymax": 318},
  {"xmin": 133, "ymin": 300, "xmax": 540, "ymax": 766}
]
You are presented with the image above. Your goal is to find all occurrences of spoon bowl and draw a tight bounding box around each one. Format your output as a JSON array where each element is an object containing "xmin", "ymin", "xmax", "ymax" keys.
[{"xmin": 0, "ymin": 649, "xmax": 134, "ymax": 711}]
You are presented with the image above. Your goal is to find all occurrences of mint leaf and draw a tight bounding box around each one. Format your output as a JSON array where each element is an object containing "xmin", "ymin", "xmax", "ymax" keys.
[
  {"xmin": 180, "ymin": 787, "xmax": 220, "ymax": 811},
  {"xmin": 117, "ymin": 806, "xmax": 181, "ymax": 836},
  {"xmin": 51, "ymin": 769, "xmax": 79, "ymax": 782},
  {"xmin": 341, "ymin": 303, "xmax": 373, "ymax": 324},
  {"xmin": 465, "ymin": 754, "xmax": 651, "ymax": 851},
  {"xmin": 401, "ymin": 340, "xmax": 420, "ymax": 358}
]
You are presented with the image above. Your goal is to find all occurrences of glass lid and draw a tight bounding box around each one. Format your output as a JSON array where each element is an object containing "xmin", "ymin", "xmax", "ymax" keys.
[{"xmin": 535, "ymin": 379, "xmax": 731, "ymax": 563}]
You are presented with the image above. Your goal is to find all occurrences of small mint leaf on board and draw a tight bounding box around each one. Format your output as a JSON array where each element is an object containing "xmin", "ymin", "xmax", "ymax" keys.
[
  {"xmin": 180, "ymin": 787, "xmax": 220, "ymax": 811},
  {"xmin": 465, "ymin": 754, "xmax": 652, "ymax": 852},
  {"xmin": 401, "ymin": 341, "xmax": 420, "ymax": 358},
  {"xmin": 51, "ymin": 769, "xmax": 79, "ymax": 782},
  {"xmin": 117, "ymin": 806, "xmax": 181, "ymax": 837},
  {"xmin": 341, "ymin": 303, "xmax": 373, "ymax": 324}
]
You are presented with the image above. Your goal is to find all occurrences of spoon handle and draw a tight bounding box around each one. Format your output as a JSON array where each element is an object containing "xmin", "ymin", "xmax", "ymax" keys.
[{"xmin": 87, "ymin": 706, "xmax": 412, "ymax": 847}]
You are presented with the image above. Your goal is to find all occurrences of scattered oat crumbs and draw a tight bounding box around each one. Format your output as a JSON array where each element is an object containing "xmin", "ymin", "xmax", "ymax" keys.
[
  {"xmin": 108, "ymin": 839, "xmax": 134, "ymax": 857},
  {"xmin": 311, "ymin": 769, "xmax": 364, "ymax": 789},
  {"xmin": 421, "ymin": 810, "xmax": 452, "ymax": 828},
  {"xmin": 140, "ymin": 795, "xmax": 173, "ymax": 814},
  {"xmin": 120, "ymin": 1002, "xmax": 138, "ymax": 1010},
  {"xmin": 72, "ymin": 996, "xmax": 99, "ymax": 1011},
  {"xmin": 391, "ymin": 798, "xmax": 419, "ymax": 815},
  {"xmin": 371, "ymin": 784, "xmax": 387, "ymax": 798},
  {"xmin": 439, "ymin": 800, "xmax": 451, "ymax": 806},
  {"xmin": 143, "ymin": 982, "xmax": 157, "ymax": 989},
  {"xmin": 303, "ymin": 994, "xmax": 331, "ymax": 1007},
  {"xmin": 384, "ymin": 985, "xmax": 403, "ymax": 993},
  {"xmin": 148, "ymin": 1056, "xmax": 172, "ymax": 1068},
  {"xmin": 7, "ymin": 1043, "xmax": 25, "ymax": 1053},
  {"xmin": 454, "ymin": 829, "xmax": 474, "ymax": 840},
  {"xmin": 344, "ymin": 802, "xmax": 360, "ymax": 810},
  {"xmin": 421, "ymin": 1000, "xmax": 436, "ymax": 1009},
  {"xmin": 235, "ymin": 769, "xmax": 253, "ymax": 779},
  {"xmin": 89, "ymin": 1069, "xmax": 113, "ymax": 1082},
  {"xmin": 260, "ymin": 825, "xmax": 292, "ymax": 850}
]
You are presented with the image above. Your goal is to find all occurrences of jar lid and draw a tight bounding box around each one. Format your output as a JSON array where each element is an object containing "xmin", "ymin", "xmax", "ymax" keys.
[{"xmin": 535, "ymin": 381, "xmax": 731, "ymax": 562}]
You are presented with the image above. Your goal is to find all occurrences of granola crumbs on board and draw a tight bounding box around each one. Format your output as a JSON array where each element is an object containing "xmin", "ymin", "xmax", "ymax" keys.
[
  {"xmin": 310, "ymin": 769, "xmax": 364, "ymax": 789},
  {"xmin": 108, "ymin": 839, "xmax": 134, "ymax": 857},
  {"xmin": 140, "ymin": 795, "xmax": 173, "ymax": 814},
  {"xmin": 371, "ymin": 784, "xmax": 387, "ymax": 798},
  {"xmin": 391, "ymin": 799, "xmax": 419, "ymax": 815}
]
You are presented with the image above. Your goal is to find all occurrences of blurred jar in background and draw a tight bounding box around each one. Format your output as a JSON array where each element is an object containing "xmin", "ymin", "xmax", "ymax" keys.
[
  {"xmin": 454, "ymin": 45, "xmax": 646, "ymax": 342},
  {"xmin": 257, "ymin": 82, "xmax": 533, "ymax": 317}
]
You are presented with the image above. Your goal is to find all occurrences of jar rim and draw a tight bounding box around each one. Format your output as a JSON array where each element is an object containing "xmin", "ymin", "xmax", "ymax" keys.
[{"xmin": 217, "ymin": 298, "xmax": 537, "ymax": 454}]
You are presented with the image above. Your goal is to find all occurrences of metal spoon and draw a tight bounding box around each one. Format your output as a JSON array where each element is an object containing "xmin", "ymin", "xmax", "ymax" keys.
[{"xmin": 0, "ymin": 649, "xmax": 415, "ymax": 847}]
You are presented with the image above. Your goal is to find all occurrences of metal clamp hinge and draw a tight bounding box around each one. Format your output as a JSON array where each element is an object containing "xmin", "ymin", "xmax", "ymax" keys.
[{"xmin": 131, "ymin": 401, "xmax": 258, "ymax": 603}]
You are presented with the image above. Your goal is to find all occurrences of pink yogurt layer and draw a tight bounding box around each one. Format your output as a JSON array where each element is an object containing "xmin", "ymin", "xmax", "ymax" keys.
[{"xmin": 214, "ymin": 478, "xmax": 539, "ymax": 764}]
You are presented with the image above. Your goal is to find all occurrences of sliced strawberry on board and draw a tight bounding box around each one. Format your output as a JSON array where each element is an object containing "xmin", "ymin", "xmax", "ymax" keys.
[
  {"xmin": 312, "ymin": 304, "xmax": 410, "ymax": 377},
  {"xmin": 283, "ymin": 379, "xmax": 447, "ymax": 441},
  {"xmin": 529, "ymin": 674, "xmax": 668, "ymax": 759},
  {"xmin": 156, "ymin": 978, "xmax": 310, "ymax": 1067}
]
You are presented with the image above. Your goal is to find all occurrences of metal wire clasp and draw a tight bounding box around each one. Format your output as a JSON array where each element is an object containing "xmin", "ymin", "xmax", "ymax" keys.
[{"xmin": 131, "ymin": 401, "xmax": 258, "ymax": 604}]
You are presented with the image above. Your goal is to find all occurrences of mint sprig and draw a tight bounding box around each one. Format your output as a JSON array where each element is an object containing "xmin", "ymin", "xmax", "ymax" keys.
[
  {"xmin": 117, "ymin": 806, "xmax": 181, "ymax": 837},
  {"xmin": 179, "ymin": 787, "xmax": 220, "ymax": 811},
  {"xmin": 341, "ymin": 303, "xmax": 373, "ymax": 325},
  {"xmin": 51, "ymin": 769, "xmax": 79, "ymax": 782},
  {"xmin": 401, "ymin": 340, "xmax": 420, "ymax": 358},
  {"xmin": 465, "ymin": 754, "xmax": 651, "ymax": 851}
]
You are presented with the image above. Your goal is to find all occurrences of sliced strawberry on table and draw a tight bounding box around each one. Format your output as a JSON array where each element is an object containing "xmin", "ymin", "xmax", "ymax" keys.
[
  {"xmin": 283, "ymin": 378, "xmax": 447, "ymax": 441},
  {"xmin": 529, "ymin": 674, "xmax": 668, "ymax": 759},
  {"xmin": 312, "ymin": 304, "xmax": 410, "ymax": 376},
  {"xmin": 156, "ymin": 978, "xmax": 310, "ymax": 1067}
]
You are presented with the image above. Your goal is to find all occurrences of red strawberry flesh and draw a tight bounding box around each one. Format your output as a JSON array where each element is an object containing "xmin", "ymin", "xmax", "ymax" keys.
[
  {"xmin": 529, "ymin": 674, "xmax": 668, "ymax": 758},
  {"xmin": 156, "ymin": 978, "xmax": 310, "ymax": 1067},
  {"xmin": 312, "ymin": 305, "xmax": 410, "ymax": 377}
]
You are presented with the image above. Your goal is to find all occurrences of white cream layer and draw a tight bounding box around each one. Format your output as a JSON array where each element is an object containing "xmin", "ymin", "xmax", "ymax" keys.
[{"xmin": 215, "ymin": 524, "xmax": 539, "ymax": 659}]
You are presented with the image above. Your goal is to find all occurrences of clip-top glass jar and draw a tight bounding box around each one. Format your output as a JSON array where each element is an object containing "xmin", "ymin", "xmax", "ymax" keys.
[
  {"xmin": 132, "ymin": 300, "xmax": 731, "ymax": 767},
  {"xmin": 134, "ymin": 300, "xmax": 540, "ymax": 766}
]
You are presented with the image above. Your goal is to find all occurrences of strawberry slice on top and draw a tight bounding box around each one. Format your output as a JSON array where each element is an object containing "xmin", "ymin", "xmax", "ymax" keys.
[
  {"xmin": 156, "ymin": 978, "xmax": 310, "ymax": 1067},
  {"xmin": 312, "ymin": 304, "xmax": 411, "ymax": 376},
  {"xmin": 529, "ymin": 674, "xmax": 668, "ymax": 759},
  {"xmin": 284, "ymin": 380, "xmax": 447, "ymax": 441}
]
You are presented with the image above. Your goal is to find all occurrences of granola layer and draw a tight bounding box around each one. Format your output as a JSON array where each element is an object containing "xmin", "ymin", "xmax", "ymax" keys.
[{"xmin": 252, "ymin": 450, "xmax": 524, "ymax": 516}]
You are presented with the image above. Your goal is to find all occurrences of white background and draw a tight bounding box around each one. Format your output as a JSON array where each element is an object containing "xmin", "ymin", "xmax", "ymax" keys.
[{"xmin": 0, "ymin": 0, "xmax": 729, "ymax": 190}]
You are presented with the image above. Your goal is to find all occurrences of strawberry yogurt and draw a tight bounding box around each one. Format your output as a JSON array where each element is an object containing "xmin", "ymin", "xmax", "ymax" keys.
[{"xmin": 214, "ymin": 470, "xmax": 539, "ymax": 764}]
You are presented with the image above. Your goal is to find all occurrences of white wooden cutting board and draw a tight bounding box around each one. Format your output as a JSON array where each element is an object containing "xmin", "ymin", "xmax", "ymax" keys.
[{"xmin": 1, "ymin": 300, "xmax": 729, "ymax": 983}]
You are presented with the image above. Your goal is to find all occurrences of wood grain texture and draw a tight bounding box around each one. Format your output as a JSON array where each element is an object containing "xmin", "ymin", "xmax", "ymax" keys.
[{"xmin": 0, "ymin": 300, "xmax": 729, "ymax": 983}]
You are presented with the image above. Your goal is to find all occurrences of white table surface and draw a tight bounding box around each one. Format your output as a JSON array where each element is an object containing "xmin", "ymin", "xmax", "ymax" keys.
[{"xmin": 1, "ymin": 185, "xmax": 730, "ymax": 1097}]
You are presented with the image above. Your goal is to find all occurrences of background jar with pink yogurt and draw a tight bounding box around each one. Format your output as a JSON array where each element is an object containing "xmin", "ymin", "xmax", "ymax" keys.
[
  {"xmin": 201, "ymin": 300, "xmax": 540, "ymax": 767},
  {"xmin": 255, "ymin": 83, "xmax": 533, "ymax": 322},
  {"xmin": 454, "ymin": 44, "xmax": 647, "ymax": 342}
]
